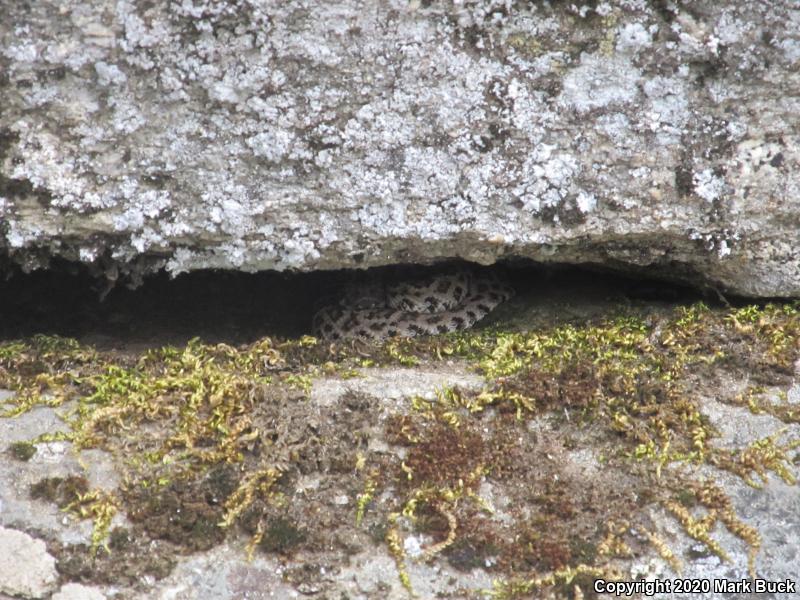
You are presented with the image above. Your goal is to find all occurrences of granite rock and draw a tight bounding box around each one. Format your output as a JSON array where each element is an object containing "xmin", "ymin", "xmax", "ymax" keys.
[
  {"xmin": 1, "ymin": 0, "xmax": 798, "ymax": 295},
  {"xmin": 0, "ymin": 527, "xmax": 58, "ymax": 599}
]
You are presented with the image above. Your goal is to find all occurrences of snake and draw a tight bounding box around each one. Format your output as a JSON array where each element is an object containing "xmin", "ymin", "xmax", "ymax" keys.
[{"xmin": 312, "ymin": 269, "xmax": 514, "ymax": 341}]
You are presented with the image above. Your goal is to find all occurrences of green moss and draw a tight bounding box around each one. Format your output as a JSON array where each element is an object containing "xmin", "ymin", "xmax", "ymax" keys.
[
  {"xmin": 65, "ymin": 489, "xmax": 120, "ymax": 555},
  {"xmin": 2, "ymin": 301, "xmax": 799, "ymax": 592},
  {"xmin": 29, "ymin": 475, "xmax": 117, "ymax": 555},
  {"xmin": 352, "ymin": 302, "xmax": 799, "ymax": 590},
  {"xmin": 8, "ymin": 440, "xmax": 36, "ymax": 461},
  {"xmin": 0, "ymin": 340, "xmax": 26, "ymax": 361},
  {"xmin": 355, "ymin": 476, "xmax": 377, "ymax": 526}
]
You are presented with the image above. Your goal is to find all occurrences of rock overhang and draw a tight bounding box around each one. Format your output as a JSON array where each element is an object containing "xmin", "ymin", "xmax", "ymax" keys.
[{"xmin": 0, "ymin": 0, "xmax": 798, "ymax": 297}]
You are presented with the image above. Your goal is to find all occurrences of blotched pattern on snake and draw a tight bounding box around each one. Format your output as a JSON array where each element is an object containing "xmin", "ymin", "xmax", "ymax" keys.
[{"xmin": 312, "ymin": 269, "xmax": 514, "ymax": 341}]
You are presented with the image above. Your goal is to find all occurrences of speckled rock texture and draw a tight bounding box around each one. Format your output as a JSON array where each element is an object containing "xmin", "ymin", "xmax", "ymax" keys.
[
  {"xmin": 0, "ymin": 526, "xmax": 58, "ymax": 599},
  {"xmin": 1, "ymin": 1, "xmax": 798, "ymax": 295}
]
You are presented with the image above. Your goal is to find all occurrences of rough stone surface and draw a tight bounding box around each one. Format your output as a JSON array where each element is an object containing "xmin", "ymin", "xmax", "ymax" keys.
[
  {"xmin": 52, "ymin": 583, "xmax": 107, "ymax": 600},
  {"xmin": 0, "ymin": 402, "xmax": 120, "ymax": 546},
  {"xmin": 1, "ymin": 1, "xmax": 799, "ymax": 295},
  {"xmin": 0, "ymin": 526, "xmax": 58, "ymax": 599},
  {"xmin": 309, "ymin": 364, "xmax": 485, "ymax": 409},
  {"xmin": 648, "ymin": 392, "xmax": 800, "ymax": 596},
  {"xmin": 0, "ymin": 358, "xmax": 799, "ymax": 597}
]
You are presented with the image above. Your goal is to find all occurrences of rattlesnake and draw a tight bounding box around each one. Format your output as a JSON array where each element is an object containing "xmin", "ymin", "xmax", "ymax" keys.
[{"xmin": 312, "ymin": 268, "xmax": 514, "ymax": 341}]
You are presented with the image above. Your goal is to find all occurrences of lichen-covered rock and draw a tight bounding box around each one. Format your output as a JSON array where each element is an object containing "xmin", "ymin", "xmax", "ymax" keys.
[{"xmin": 1, "ymin": 0, "xmax": 798, "ymax": 296}]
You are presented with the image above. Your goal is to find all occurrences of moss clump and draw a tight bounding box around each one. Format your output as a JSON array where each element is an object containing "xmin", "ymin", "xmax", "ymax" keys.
[
  {"xmin": 125, "ymin": 470, "xmax": 236, "ymax": 552},
  {"xmin": 446, "ymin": 536, "xmax": 500, "ymax": 572},
  {"xmin": 65, "ymin": 489, "xmax": 120, "ymax": 555},
  {"xmin": 30, "ymin": 475, "xmax": 90, "ymax": 508},
  {"xmin": 258, "ymin": 516, "xmax": 307, "ymax": 555},
  {"xmin": 8, "ymin": 440, "xmax": 36, "ymax": 461},
  {"xmin": 55, "ymin": 530, "xmax": 177, "ymax": 585},
  {"xmin": 390, "ymin": 417, "xmax": 488, "ymax": 489},
  {"xmin": 29, "ymin": 475, "xmax": 117, "ymax": 554},
  {"xmin": 0, "ymin": 335, "xmax": 98, "ymax": 417}
]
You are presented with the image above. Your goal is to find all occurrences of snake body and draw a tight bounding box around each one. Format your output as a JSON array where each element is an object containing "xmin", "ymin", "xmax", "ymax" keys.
[{"xmin": 312, "ymin": 269, "xmax": 513, "ymax": 341}]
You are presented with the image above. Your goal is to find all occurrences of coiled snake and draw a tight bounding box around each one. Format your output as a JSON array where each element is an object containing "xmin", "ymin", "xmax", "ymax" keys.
[{"xmin": 312, "ymin": 269, "xmax": 514, "ymax": 341}]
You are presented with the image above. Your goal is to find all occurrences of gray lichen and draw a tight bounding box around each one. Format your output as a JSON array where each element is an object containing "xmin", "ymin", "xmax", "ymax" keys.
[{"xmin": 1, "ymin": 0, "xmax": 799, "ymax": 295}]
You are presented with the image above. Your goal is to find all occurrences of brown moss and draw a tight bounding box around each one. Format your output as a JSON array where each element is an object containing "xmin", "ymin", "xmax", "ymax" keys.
[
  {"xmin": 30, "ymin": 475, "xmax": 90, "ymax": 508},
  {"xmin": 258, "ymin": 516, "xmax": 307, "ymax": 555},
  {"xmin": 399, "ymin": 419, "xmax": 486, "ymax": 490},
  {"xmin": 124, "ymin": 472, "xmax": 233, "ymax": 552},
  {"xmin": 446, "ymin": 535, "xmax": 501, "ymax": 572},
  {"xmin": 53, "ymin": 534, "xmax": 177, "ymax": 585}
]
